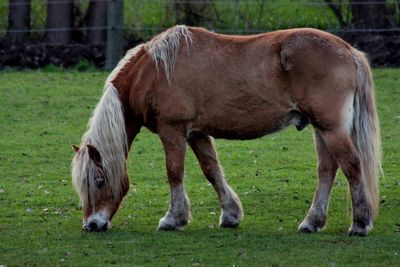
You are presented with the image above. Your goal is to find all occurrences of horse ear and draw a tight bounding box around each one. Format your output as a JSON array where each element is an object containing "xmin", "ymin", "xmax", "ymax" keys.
[
  {"xmin": 72, "ymin": 144, "xmax": 80, "ymax": 153},
  {"xmin": 87, "ymin": 144, "xmax": 101, "ymax": 164}
]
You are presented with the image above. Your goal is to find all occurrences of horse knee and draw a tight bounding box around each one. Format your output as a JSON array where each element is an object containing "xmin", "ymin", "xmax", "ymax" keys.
[{"xmin": 167, "ymin": 162, "xmax": 184, "ymax": 184}]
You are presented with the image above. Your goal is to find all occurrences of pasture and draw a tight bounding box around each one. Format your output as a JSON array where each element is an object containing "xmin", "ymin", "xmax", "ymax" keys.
[{"xmin": 0, "ymin": 69, "xmax": 399, "ymax": 266}]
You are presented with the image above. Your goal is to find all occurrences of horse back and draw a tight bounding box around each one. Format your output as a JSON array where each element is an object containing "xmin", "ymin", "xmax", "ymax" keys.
[{"xmin": 124, "ymin": 26, "xmax": 358, "ymax": 138}]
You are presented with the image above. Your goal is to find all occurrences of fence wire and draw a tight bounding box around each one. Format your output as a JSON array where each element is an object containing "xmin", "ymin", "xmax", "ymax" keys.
[{"xmin": 1, "ymin": 0, "xmax": 400, "ymax": 39}]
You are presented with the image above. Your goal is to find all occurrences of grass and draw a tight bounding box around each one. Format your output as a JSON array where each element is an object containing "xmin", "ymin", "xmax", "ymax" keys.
[{"xmin": 0, "ymin": 69, "xmax": 399, "ymax": 266}]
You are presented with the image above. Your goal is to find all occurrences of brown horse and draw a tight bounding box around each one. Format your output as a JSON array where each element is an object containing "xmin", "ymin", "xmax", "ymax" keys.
[{"xmin": 72, "ymin": 25, "xmax": 381, "ymax": 236}]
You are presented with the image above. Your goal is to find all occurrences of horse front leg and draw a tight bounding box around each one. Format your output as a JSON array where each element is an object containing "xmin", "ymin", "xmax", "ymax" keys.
[
  {"xmin": 299, "ymin": 130, "xmax": 338, "ymax": 233},
  {"xmin": 157, "ymin": 125, "xmax": 191, "ymax": 231},
  {"xmin": 188, "ymin": 134, "xmax": 243, "ymax": 228}
]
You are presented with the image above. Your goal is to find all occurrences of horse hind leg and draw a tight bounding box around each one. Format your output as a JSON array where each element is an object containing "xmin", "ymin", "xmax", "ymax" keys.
[
  {"xmin": 299, "ymin": 130, "xmax": 338, "ymax": 233},
  {"xmin": 157, "ymin": 125, "xmax": 191, "ymax": 231},
  {"xmin": 188, "ymin": 134, "xmax": 243, "ymax": 228},
  {"xmin": 319, "ymin": 129, "xmax": 373, "ymax": 236}
]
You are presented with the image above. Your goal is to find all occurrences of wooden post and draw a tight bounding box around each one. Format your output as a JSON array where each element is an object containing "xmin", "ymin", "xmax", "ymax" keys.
[
  {"xmin": 7, "ymin": 0, "xmax": 31, "ymax": 42},
  {"xmin": 45, "ymin": 0, "xmax": 73, "ymax": 43},
  {"xmin": 105, "ymin": 0, "xmax": 124, "ymax": 70}
]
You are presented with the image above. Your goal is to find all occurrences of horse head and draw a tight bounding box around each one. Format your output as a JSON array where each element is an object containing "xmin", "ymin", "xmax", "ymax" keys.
[{"xmin": 72, "ymin": 143, "xmax": 129, "ymax": 231}]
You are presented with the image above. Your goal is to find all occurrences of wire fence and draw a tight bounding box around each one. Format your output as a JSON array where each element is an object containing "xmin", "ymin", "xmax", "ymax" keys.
[
  {"xmin": 1, "ymin": 0, "xmax": 399, "ymax": 69},
  {"xmin": 1, "ymin": 0, "xmax": 400, "ymax": 40}
]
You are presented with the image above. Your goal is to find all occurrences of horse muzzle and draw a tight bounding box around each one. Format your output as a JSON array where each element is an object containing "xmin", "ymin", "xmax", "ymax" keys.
[{"xmin": 83, "ymin": 221, "xmax": 109, "ymax": 232}]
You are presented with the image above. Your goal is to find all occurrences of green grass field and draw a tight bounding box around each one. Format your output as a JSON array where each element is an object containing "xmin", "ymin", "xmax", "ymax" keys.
[{"xmin": 0, "ymin": 69, "xmax": 399, "ymax": 266}]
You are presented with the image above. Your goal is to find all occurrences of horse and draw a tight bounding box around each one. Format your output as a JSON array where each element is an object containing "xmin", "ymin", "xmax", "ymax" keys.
[{"xmin": 71, "ymin": 25, "xmax": 381, "ymax": 236}]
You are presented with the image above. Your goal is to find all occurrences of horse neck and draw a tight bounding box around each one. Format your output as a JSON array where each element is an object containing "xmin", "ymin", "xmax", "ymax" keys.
[{"xmin": 109, "ymin": 56, "xmax": 146, "ymax": 153}]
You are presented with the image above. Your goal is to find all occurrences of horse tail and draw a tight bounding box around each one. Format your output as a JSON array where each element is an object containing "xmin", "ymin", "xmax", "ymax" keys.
[{"xmin": 351, "ymin": 48, "xmax": 382, "ymax": 221}]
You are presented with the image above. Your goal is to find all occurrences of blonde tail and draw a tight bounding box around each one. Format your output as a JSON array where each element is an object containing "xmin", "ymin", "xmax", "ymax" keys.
[{"xmin": 351, "ymin": 48, "xmax": 382, "ymax": 221}]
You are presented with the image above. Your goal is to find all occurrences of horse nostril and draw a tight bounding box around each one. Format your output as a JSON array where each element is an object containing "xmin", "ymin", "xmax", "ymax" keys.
[
  {"xmin": 83, "ymin": 222, "xmax": 98, "ymax": 231},
  {"xmin": 89, "ymin": 222, "xmax": 98, "ymax": 231},
  {"xmin": 99, "ymin": 223, "xmax": 108, "ymax": 232},
  {"xmin": 83, "ymin": 221, "xmax": 109, "ymax": 232}
]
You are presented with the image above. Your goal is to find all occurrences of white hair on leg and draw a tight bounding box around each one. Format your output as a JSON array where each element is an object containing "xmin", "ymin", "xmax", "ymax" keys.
[
  {"xmin": 158, "ymin": 183, "xmax": 191, "ymax": 230},
  {"xmin": 216, "ymin": 169, "xmax": 244, "ymax": 228},
  {"xmin": 298, "ymin": 179, "xmax": 332, "ymax": 232},
  {"xmin": 188, "ymin": 135, "xmax": 243, "ymax": 228}
]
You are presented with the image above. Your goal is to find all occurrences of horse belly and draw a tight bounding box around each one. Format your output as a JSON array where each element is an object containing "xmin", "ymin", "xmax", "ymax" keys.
[{"xmin": 198, "ymin": 98, "xmax": 291, "ymax": 140}]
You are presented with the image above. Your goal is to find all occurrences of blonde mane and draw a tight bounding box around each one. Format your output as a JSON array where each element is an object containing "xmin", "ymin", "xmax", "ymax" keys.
[
  {"xmin": 72, "ymin": 26, "xmax": 192, "ymax": 206},
  {"xmin": 145, "ymin": 25, "xmax": 193, "ymax": 83},
  {"xmin": 72, "ymin": 45, "xmax": 147, "ymax": 206},
  {"xmin": 106, "ymin": 44, "xmax": 144, "ymax": 86},
  {"xmin": 72, "ymin": 82, "xmax": 128, "ymax": 206}
]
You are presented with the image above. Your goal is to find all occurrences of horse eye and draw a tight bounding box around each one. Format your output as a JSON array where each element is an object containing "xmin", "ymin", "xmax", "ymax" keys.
[
  {"xmin": 92, "ymin": 165, "xmax": 105, "ymax": 188},
  {"xmin": 94, "ymin": 173, "xmax": 104, "ymax": 188},
  {"xmin": 95, "ymin": 178, "xmax": 104, "ymax": 188}
]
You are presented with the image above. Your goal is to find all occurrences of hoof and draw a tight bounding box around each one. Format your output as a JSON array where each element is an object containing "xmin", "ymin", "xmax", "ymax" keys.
[
  {"xmin": 298, "ymin": 221, "xmax": 320, "ymax": 233},
  {"xmin": 157, "ymin": 214, "xmax": 188, "ymax": 231},
  {"xmin": 219, "ymin": 193, "xmax": 243, "ymax": 228},
  {"xmin": 348, "ymin": 223, "xmax": 372, "ymax": 236},
  {"xmin": 298, "ymin": 216, "xmax": 326, "ymax": 233},
  {"xmin": 219, "ymin": 214, "xmax": 241, "ymax": 228}
]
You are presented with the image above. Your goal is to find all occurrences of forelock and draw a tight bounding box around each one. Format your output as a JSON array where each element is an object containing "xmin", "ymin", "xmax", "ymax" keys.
[{"xmin": 72, "ymin": 147, "xmax": 99, "ymax": 207}]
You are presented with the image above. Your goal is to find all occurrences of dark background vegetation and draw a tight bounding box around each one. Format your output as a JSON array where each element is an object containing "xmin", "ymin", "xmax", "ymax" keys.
[{"xmin": 1, "ymin": 0, "xmax": 400, "ymax": 69}]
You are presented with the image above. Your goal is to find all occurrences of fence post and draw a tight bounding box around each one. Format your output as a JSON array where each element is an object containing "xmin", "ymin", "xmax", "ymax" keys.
[{"xmin": 105, "ymin": 0, "xmax": 124, "ymax": 70}]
